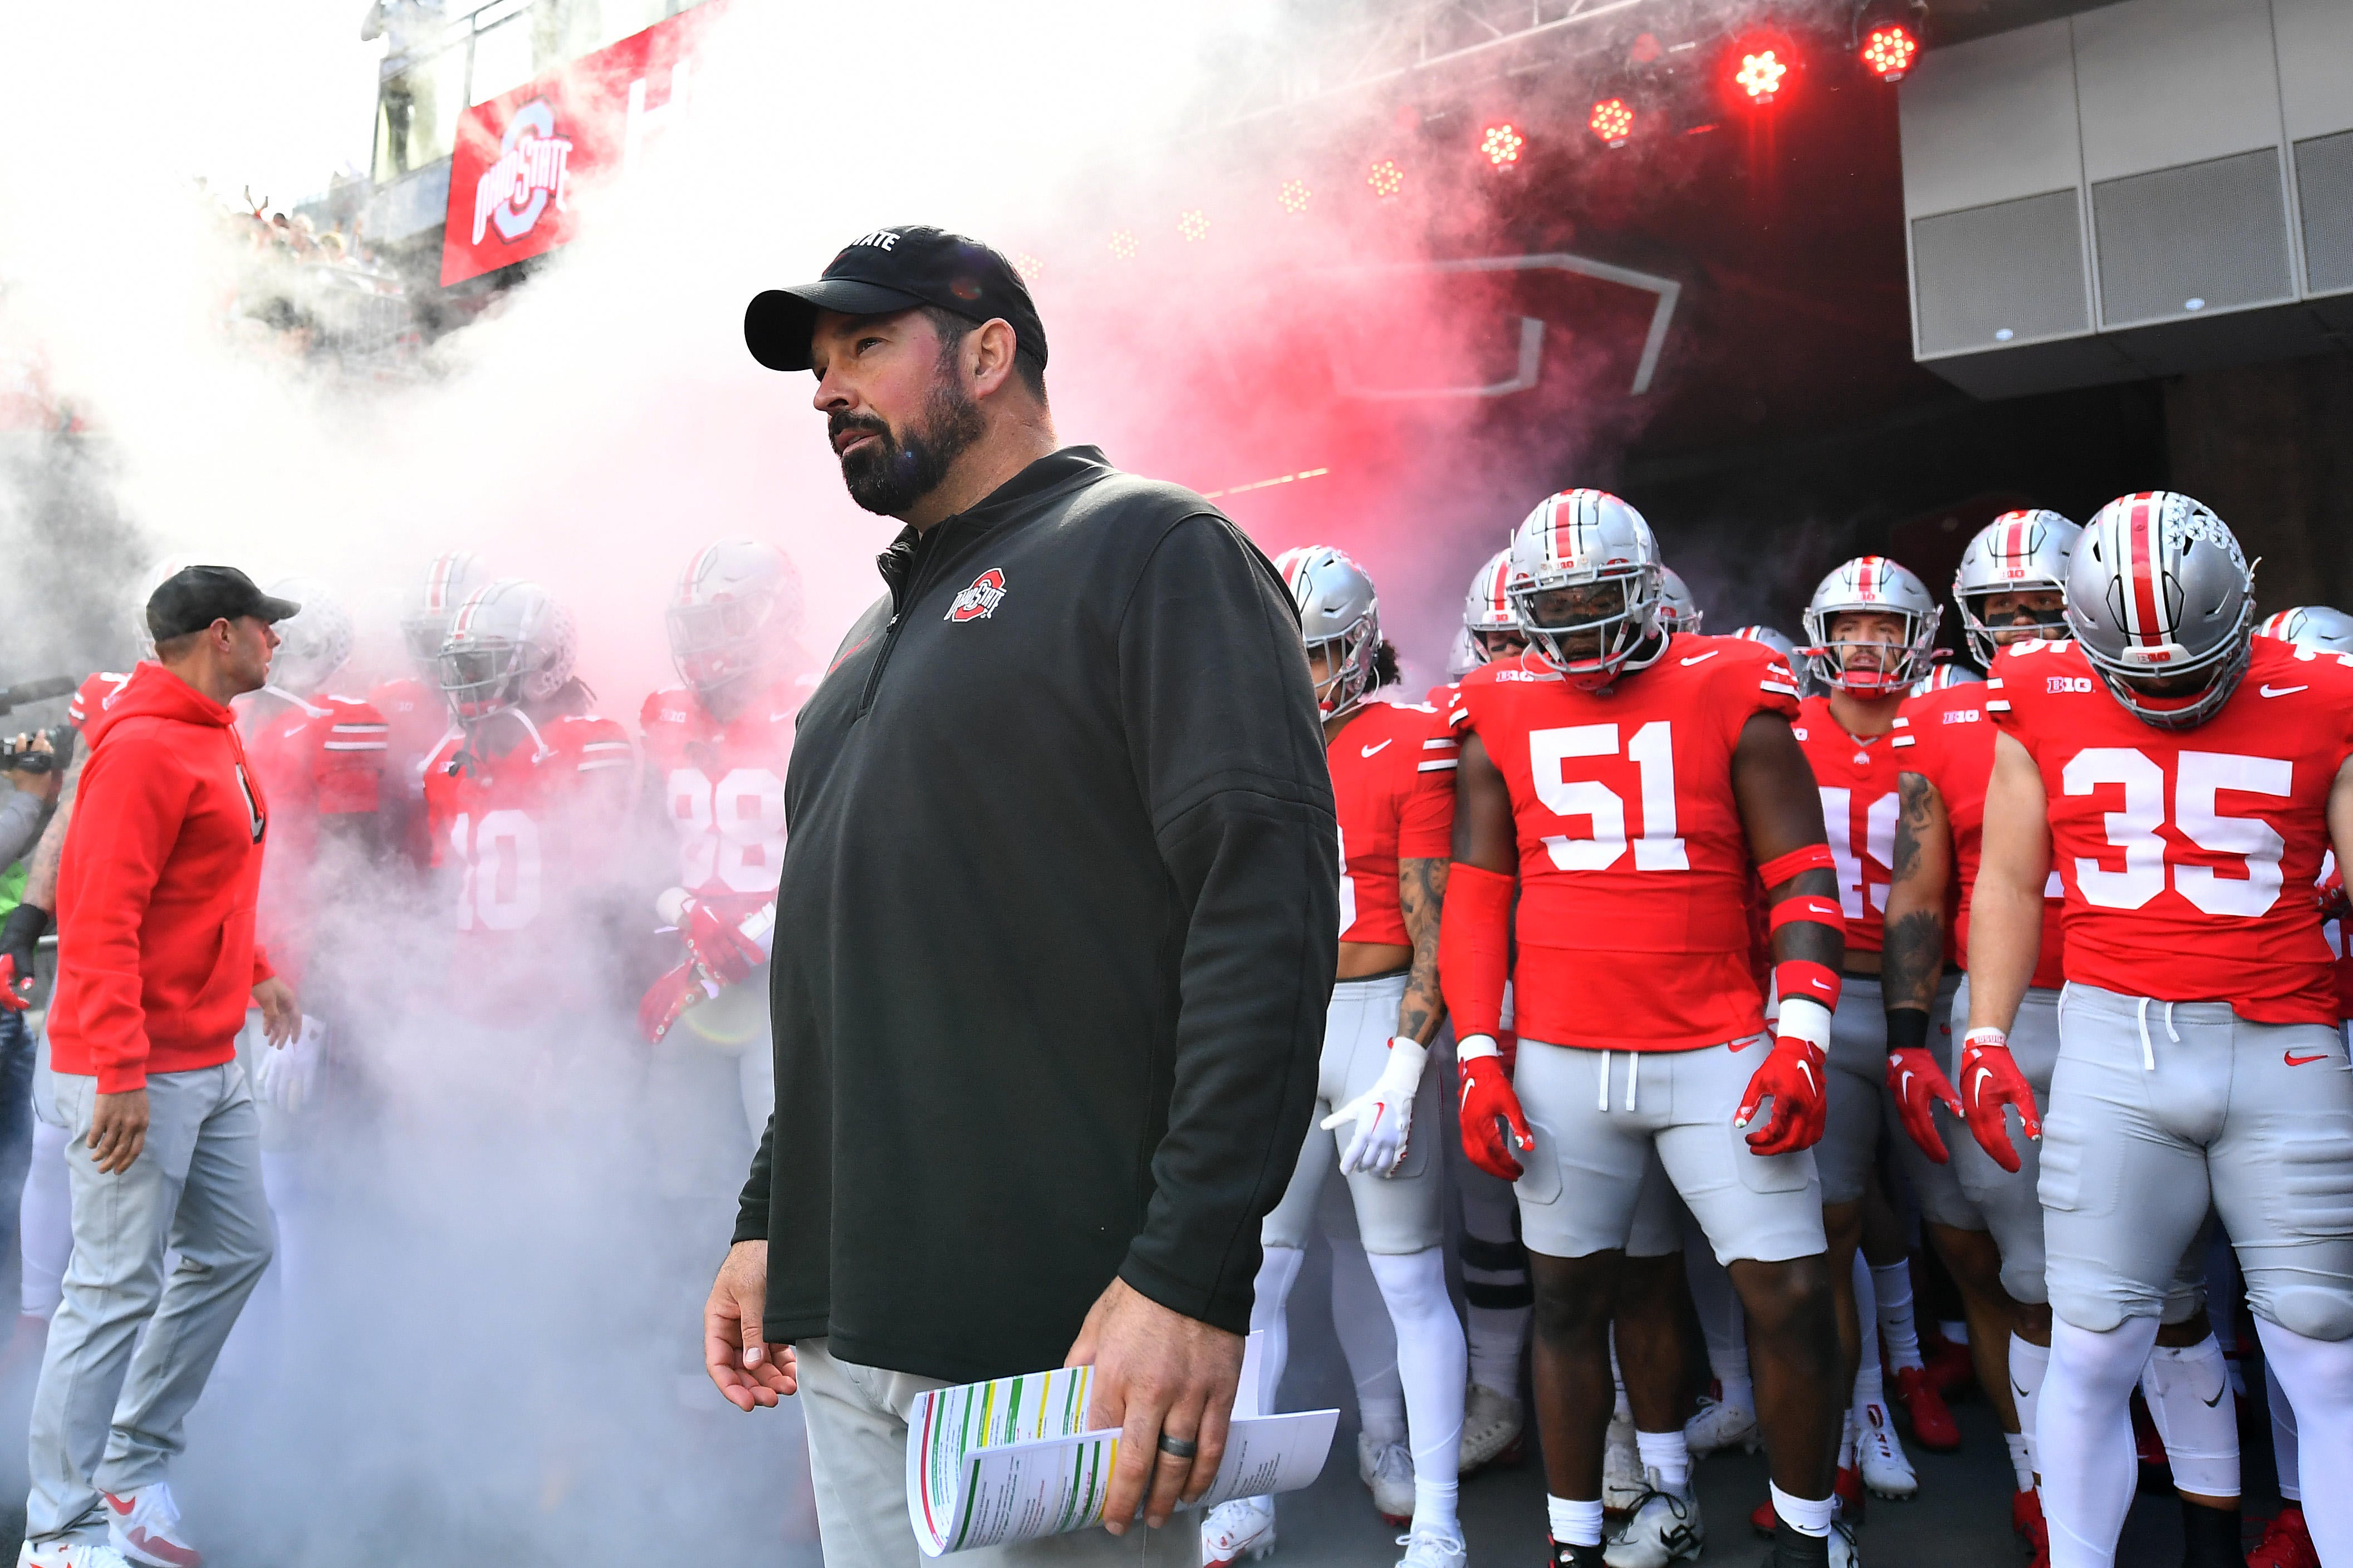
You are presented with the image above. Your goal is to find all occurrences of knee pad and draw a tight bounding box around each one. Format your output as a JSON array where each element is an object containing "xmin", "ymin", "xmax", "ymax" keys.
[{"xmin": 2258, "ymin": 1286, "xmax": 2353, "ymax": 1345}]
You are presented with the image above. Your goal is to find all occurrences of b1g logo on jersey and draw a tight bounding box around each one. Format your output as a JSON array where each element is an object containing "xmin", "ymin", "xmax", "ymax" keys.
[
  {"xmin": 1943, "ymin": 709, "xmax": 1983, "ymax": 724},
  {"xmin": 2048, "ymin": 676, "xmax": 2095, "ymax": 694},
  {"xmin": 946, "ymin": 568, "xmax": 1008, "ymax": 623}
]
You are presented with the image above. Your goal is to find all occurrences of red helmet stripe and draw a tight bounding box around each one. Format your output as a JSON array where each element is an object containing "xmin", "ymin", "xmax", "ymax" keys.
[
  {"xmin": 2125, "ymin": 495, "xmax": 2166, "ymax": 646},
  {"xmin": 1856, "ymin": 557, "xmax": 1876, "ymax": 598}
]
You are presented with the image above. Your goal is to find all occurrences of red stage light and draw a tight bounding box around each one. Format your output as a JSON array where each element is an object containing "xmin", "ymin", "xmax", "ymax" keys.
[
  {"xmin": 1178, "ymin": 209, "xmax": 1210, "ymax": 242},
  {"xmin": 1277, "ymin": 179, "xmax": 1312, "ymax": 215},
  {"xmin": 1589, "ymin": 99, "xmax": 1636, "ymax": 148},
  {"xmin": 1860, "ymin": 23, "xmax": 1919, "ymax": 81},
  {"xmin": 1107, "ymin": 229, "xmax": 1138, "ymax": 260},
  {"xmin": 1481, "ymin": 122, "xmax": 1526, "ymax": 166},
  {"xmin": 1366, "ymin": 159, "xmax": 1405, "ymax": 199},
  {"xmin": 1734, "ymin": 46, "xmax": 1790, "ymax": 102}
]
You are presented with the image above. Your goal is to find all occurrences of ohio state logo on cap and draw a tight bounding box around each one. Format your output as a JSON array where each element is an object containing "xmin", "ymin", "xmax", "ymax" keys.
[{"xmin": 946, "ymin": 568, "xmax": 1007, "ymax": 623}]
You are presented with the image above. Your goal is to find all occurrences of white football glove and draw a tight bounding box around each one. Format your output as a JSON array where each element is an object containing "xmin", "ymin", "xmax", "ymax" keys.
[
  {"xmin": 1321, "ymin": 1036, "xmax": 1429, "ymax": 1178},
  {"xmin": 253, "ymin": 1014, "xmax": 326, "ymax": 1113}
]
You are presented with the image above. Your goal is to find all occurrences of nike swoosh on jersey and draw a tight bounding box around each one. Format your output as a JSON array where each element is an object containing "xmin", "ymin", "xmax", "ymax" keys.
[
  {"xmin": 2285, "ymin": 1050, "xmax": 2332, "ymax": 1066},
  {"xmin": 1361, "ymin": 739, "xmax": 1394, "ymax": 758},
  {"xmin": 1680, "ymin": 650, "xmax": 1720, "ymax": 666},
  {"xmin": 2261, "ymin": 684, "xmax": 2309, "ymax": 697}
]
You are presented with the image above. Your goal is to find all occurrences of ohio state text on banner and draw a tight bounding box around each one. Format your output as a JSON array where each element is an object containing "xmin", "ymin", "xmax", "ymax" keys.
[{"xmin": 439, "ymin": 0, "xmax": 724, "ymax": 287}]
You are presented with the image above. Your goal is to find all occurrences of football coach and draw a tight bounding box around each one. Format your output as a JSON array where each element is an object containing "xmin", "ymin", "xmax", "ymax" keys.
[{"xmin": 704, "ymin": 225, "xmax": 1340, "ymax": 1566}]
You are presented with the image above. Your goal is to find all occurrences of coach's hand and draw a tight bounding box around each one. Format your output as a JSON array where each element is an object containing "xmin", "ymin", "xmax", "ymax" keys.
[
  {"xmin": 88, "ymin": 1088, "xmax": 149, "ymax": 1174},
  {"xmin": 252, "ymin": 977, "xmax": 300, "ymax": 1047},
  {"xmin": 705, "ymin": 1239, "xmax": 795, "ymax": 1410},
  {"xmin": 1067, "ymin": 1276, "xmax": 1244, "ymax": 1534}
]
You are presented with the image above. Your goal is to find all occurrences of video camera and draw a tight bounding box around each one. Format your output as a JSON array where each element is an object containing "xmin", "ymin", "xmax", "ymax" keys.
[{"xmin": 0, "ymin": 679, "xmax": 84, "ymax": 777}]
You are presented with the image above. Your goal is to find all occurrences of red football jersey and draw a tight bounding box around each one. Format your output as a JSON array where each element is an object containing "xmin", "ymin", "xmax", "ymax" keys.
[
  {"xmin": 1330, "ymin": 700, "xmax": 1457, "ymax": 947},
  {"xmin": 1987, "ymin": 636, "xmax": 2353, "ymax": 1024},
  {"xmin": 1447, "ymin": 635, "xmax": 1802, "ymax": 1051},
  {"xmin": 423, "ymin": 712, "xmax": 635, "ymax": 1012},
  {"xmin": 66, "ymin": 671, "xmax": 135, "ymax": 730},
  {"xmin": 638, "ymin": 672, "xmax": 812, "ymax": 917},
  {"xmin": 1891, "ymin": 684, "xmax": 2066, "ymax": 990},
  {"xmin": 1793, "ymin": 694, "xmax": 1915, "ymax": 956},
  {"xmin": 368, "ymin": 674, "xmax": 458, "ymax": 871},
  {"xmin": 234, "ymin": 689, "xmax": 388, "ymax": 990}
]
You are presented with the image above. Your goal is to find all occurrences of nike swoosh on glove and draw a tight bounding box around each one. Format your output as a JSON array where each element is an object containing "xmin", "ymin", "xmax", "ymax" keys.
[
  {"xmin": 1322, "ymin": 1036, "xmax": 1429, "ymax": 1177},
  {"xmin": 1958, "ymin": 1030, "xmax": 2041, "ymax": 1173},
  {"xmin": 682, "ymin": 899, "xmax": 765, "ymax": 986},
  {"xmin": 1735, "ymin": 1036, "xmax": 1829, "ymax": 1155},
  {"xmin": 1886, "ymin": 1045, "xmax": 1965, "ymax": 1164},
  {"xmin": 1457, "ymin": 1035, "xmax": 1535, "ymax": 1181},
  {"xmin": 638, "ymin": 960, "xmax": 714, "ymax": 1044}
]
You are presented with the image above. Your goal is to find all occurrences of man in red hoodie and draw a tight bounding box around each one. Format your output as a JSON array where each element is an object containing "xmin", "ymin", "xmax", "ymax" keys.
[{"xmin": 24, "ymin": 566, "xmax": 298, "ymax": 1568}]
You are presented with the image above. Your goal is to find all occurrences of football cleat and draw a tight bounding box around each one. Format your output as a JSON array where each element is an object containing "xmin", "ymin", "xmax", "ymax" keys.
[
  {"xmin": 1604, "ymin": 1478, "xmax": 1703, "ymax": 1566},
  {"xmin": 1854, "ymin": 1400, "xmax": 1918, "ymax": 1500},
  {"xmin": 1460, "ymin": 1383, "xmax": 1525, "ymax": 1474},
  {"xmin": 1602, "ymin": 1413, "xmax": 1646, "ymax": 1515},
  {"xmin": 1683, "ymin": 1393, "xmax": 1759, "ymax": 1457},
  {"xmin": 103, "ymin": 1483, "xmax": 200, "ymax": 1568},
  {"xmin": 1360, "ymin": 1432, "xmax": 1415, "ymax": 1527},
  {"xmin": 1835, "ymin": 1464, "xmax": 1865, "ymax": 1523},
  {"xmin": 18, "ymin": 1546, "xmax": 137, "ymax": 1568},
  {"xmin": 1394, "ymin": 1525, "xmax": 1468, "ymax": 1568},
  {"xmin": 1752, "ymin": 1519, "xmax": 1859, "ymax": 1568},
  {"xmin": 1200, "ymin": 1497, "xmax": 1276, "ymax": 1567},
  {"xmin": 1889, "ymin": 1365, "xmax": 1959, "ymax": 1451},
  {"xmin": 2246, "ymin": 1505, "xmax": 2320, "ymax": 1568},
  {"xmin": 1918, "ymin": 1330, "xmax": 1973, "ymax": 1397},
  {"xmin": 1551, "ymin": 1539, "xmax": 1607, "ymax": 1568}
]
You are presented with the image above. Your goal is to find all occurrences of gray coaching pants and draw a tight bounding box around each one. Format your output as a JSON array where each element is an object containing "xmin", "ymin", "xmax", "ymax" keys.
[
  {"xmin": 26, "ymin": 1060, "xmax": 273, "ymax": 1544},
  {"xmin": 795, "ymin": 1336, "xmax": 1202, "ymax": 1568}
]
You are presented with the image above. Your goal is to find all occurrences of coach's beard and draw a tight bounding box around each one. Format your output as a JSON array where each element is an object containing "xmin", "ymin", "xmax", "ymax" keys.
[{"xmin": 834, "ymin": 383, "xmax": 987, "ymax": 517}]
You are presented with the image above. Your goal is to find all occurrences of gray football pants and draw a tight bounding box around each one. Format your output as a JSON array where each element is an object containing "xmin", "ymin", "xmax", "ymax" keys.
[
  {"xmin": 26, "ymin": 1061, "xmax": 273, "ymax": 1544},
  {"xmin": 2041, "ymin": 984, "xmax": 2353, "ymax": 1339}
]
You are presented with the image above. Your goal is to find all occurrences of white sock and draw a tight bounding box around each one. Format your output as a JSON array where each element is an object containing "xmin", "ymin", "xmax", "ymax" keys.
[
  {"xmin": 1459, "ymin": 1179, "xmax": 1531, "ymax": 1398},
  {"xmin": 2253, "ymin": 1315, "xmax": 2353, "ymax": 1563},
  {"xmin": 2138, "ymin": 1335, "xmax": 2240, "ymax": 1499},
  {"xmin": 2265, "ymin": 1356, "xmax": 2301, "ymax": 1504},
  {"xmin": 1873, "ymin": 1260, "xmax": 1925, "ymax": 1372},
  {"xmin": 1850, "ymin": 1251, "xmax": 1884, "ymax": 1418},
  {"xmin": 1684, "ymin": 1231, "xmax": 1753, "ymax": 1409},
  {"xmin": 1367, "ymin": 1247, "xmax": 1467, "ymax": 1535},
  {"xmin": 1771, "ymin": 1482, "xmax": 1833, "ymax": 1538},
  {"xmin": 2006, "ymin": 1432, "xmax": 2035, "ymax": 1493},
  {"xmin": 1837, "ymin": 1407, "xmax": 1857, "ymax": 1470},
  {"xmin": 1940, "ymin": 1318, "xmax": 1969, "ymax": 1347},
  {"xmin": 2040, "ymin": 1315, "xmax": 2159, "ymax": 1566},
  {"xmin": 1634, "ymin": 1429, "xmax": 1691, "ymax": 1493},
  {"xmin": 1247, "ymin": 1245, "xmax": 1306, "ymax": 1418},
  {"xmin": 2011, "ymin": 1333, "xmax": 2050, "ymax": 1482},
  {"xmin": 1547, "ymin": 1495, "xmax": 1604, "ymax": 1547},
  {"xmin": 1327, "ymin": 1236, "xmax": 1407, "ymax": 1446},
  {"xmin": 1719, "ymin": 1372, "xmax": 1756, "ymax": 1417}
]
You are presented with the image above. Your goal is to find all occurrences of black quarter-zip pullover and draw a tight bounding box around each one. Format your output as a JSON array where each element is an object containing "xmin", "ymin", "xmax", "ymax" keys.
[{"xmin": 736, "ymin": 445, "xmax": 1339, "ymax": 1383}]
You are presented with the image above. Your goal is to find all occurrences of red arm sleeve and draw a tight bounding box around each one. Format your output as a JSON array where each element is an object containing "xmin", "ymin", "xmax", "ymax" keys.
[
  {"xmin": 1439, "ymin": 861, "xmax": 1514, "ymax": 1039},
  {"xmin": 57, "ymin": 733, "xmax": 190, "ymax": 1093}
]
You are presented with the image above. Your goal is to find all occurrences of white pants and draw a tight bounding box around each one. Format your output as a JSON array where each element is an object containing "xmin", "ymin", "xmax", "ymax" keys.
[{"xmin": 795, "ymin": 1336, "xmax": 1202, "ymax": 1568}]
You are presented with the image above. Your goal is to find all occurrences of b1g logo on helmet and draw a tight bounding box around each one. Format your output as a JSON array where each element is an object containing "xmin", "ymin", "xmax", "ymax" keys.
[{"xmin": 946, "ymin": 568, "xmax": 1008, "ymax": 623}]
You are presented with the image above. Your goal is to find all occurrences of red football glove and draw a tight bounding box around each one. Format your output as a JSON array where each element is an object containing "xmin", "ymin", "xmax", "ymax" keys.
[
  {"xmin": 1886, "ymin": 1045, "xmax": 1964, "ymax": 1164},
  {"xmin": 2319, "ymin": 868, "xmax": 2350, "ymax": 926},
  {"xmin": 1957, "ymin": 1029, "xmax": 2042, "ymax": 1174},
  {"xmin": 1736, "ymin": 997, "xmax": 1831, "ymax": 1156},
  {"xmin": 638, "ymin": 961, "xmax": 710, "ymax": 1045},
  {"xmin": 1457, "ymin": 1035, "xmax": 1535, "ymax": 1182},
  {"xmin": 682, "ymin": 899, "xmax": 764, "ymax": 986}
]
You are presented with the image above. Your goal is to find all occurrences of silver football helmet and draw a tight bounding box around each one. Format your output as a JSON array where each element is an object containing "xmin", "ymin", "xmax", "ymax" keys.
[
  {"xmin": 1728, "ymin": 624, "xmax": 1799, "ymax": 665},
  {"xmin": 1910, "ymin": 662, "xmax": 1985, "ymax": 696},
  {"xmin": 2255, "ymin": 605, "xmax": 2353, "ymax": 656},
  {"xmin": 1656, "ymin": 567, "xmax": 1703, "ymax": 634},
  {"xmin": 1444, "ymin": 625, "xmax": 1486, "ymax": 681},
  {"xmin": 2066, "ymin": 491, "xmax": 2255, "ymax": 730},
  {"xmin": 1457, "ymin": 548, "xmax": 1527, "ymax": 669},
  {"xmin": 1802, "ymin": 556, "xmax": 1942, "ymax": 696},
  {"xmin": 403, "ymin": 551, "xmax": 496, "ymax": 673},
  {"xmin": 1506, "ymin": 488, "xmax": 1664, "ymax": 690},
  {"xmin": 668, "ymin": 539, "xmax": 804, "ymax": 697},
  {"xmin": 130, "ymin": 553, "xmax": 204, "ymax": 658},
  {"xmin": 265, "ymin": 576, "xmax": 353, "ymax": 695},
  {"xmin": 1954, "ymin": 509, "xmax": 2080, "ymax": 667},
  {"xmin": 438, "ymin": 579, "xmax": 577, "ymax": 724},
  {"xmin": 1276, "ymin": 545, "xmax": 1380, "ymax": 718}
]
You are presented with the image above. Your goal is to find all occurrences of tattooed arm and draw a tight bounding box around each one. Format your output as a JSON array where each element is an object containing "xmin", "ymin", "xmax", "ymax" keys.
[
  {"xmin": 1395, "ymin": 856, "xmax": 1450, "ymax": 1045},
  {"xmin": 1881, "ymin": 768, "xmax": 1952, "ymax": 1029},
  {"xmin": 19, "ymin": 739, "xmax": 91, "ymax": 915}
]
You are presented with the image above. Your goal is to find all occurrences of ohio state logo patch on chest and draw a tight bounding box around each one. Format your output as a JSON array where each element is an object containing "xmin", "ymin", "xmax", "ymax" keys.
[{"xmin": 946, "ymin": 568, "xmax": 1007, "ymax": 623}]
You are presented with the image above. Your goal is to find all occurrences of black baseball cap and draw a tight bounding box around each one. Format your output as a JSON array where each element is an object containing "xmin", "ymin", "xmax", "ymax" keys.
[
  {"xmin": 744, "ymin": 224, "xmax": 1047, "ymax": 374},
  {"xmin": 146, "ymin": 566, "xmax": 300, "ymax": 642}
]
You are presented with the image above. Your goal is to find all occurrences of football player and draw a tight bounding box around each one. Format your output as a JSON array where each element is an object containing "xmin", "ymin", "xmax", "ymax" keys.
[
  {"xmin": 423, "ymin": 580, "xmax": 634, "ymax": 1012},
  {"xmin": 635, "ymin": 540, "xmax": 814, "ymax": 1135},
  {"xmin": 1655, "ymin": 568, "xmax": 1703, "ymax": 635},
  {"xmin": 1964, "ymin": 493, "xmax": 2353, "ymax": 1568},
  {"xmin": 1791, "ymin": 557, "xmax": 1980, "ymax": 1505},
  {"xmin": 1203, "ymin": 548, "xmax": 1467, "ymax": 1568},
  {"xmin": 371, "ymin": 552, "xmax": 492, "ymax": 873},
  {"xmin": 1442, "ymin": 490, "xmax": 1850, "ymax": 1568}
]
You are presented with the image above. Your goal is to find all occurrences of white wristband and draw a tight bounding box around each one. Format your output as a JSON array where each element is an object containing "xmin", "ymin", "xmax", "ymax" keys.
[
  {"xmin": 1963, "ymin": 1027, "xmax": 2009, "ymax": 1051},
  {"xmin": 1776, "ymin": 997, "xmax": 1832, "ymax": 1052},
  {"xmin": 1456, "ymin": 1034, "xmax": 1501, "ymax": 1063}
]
